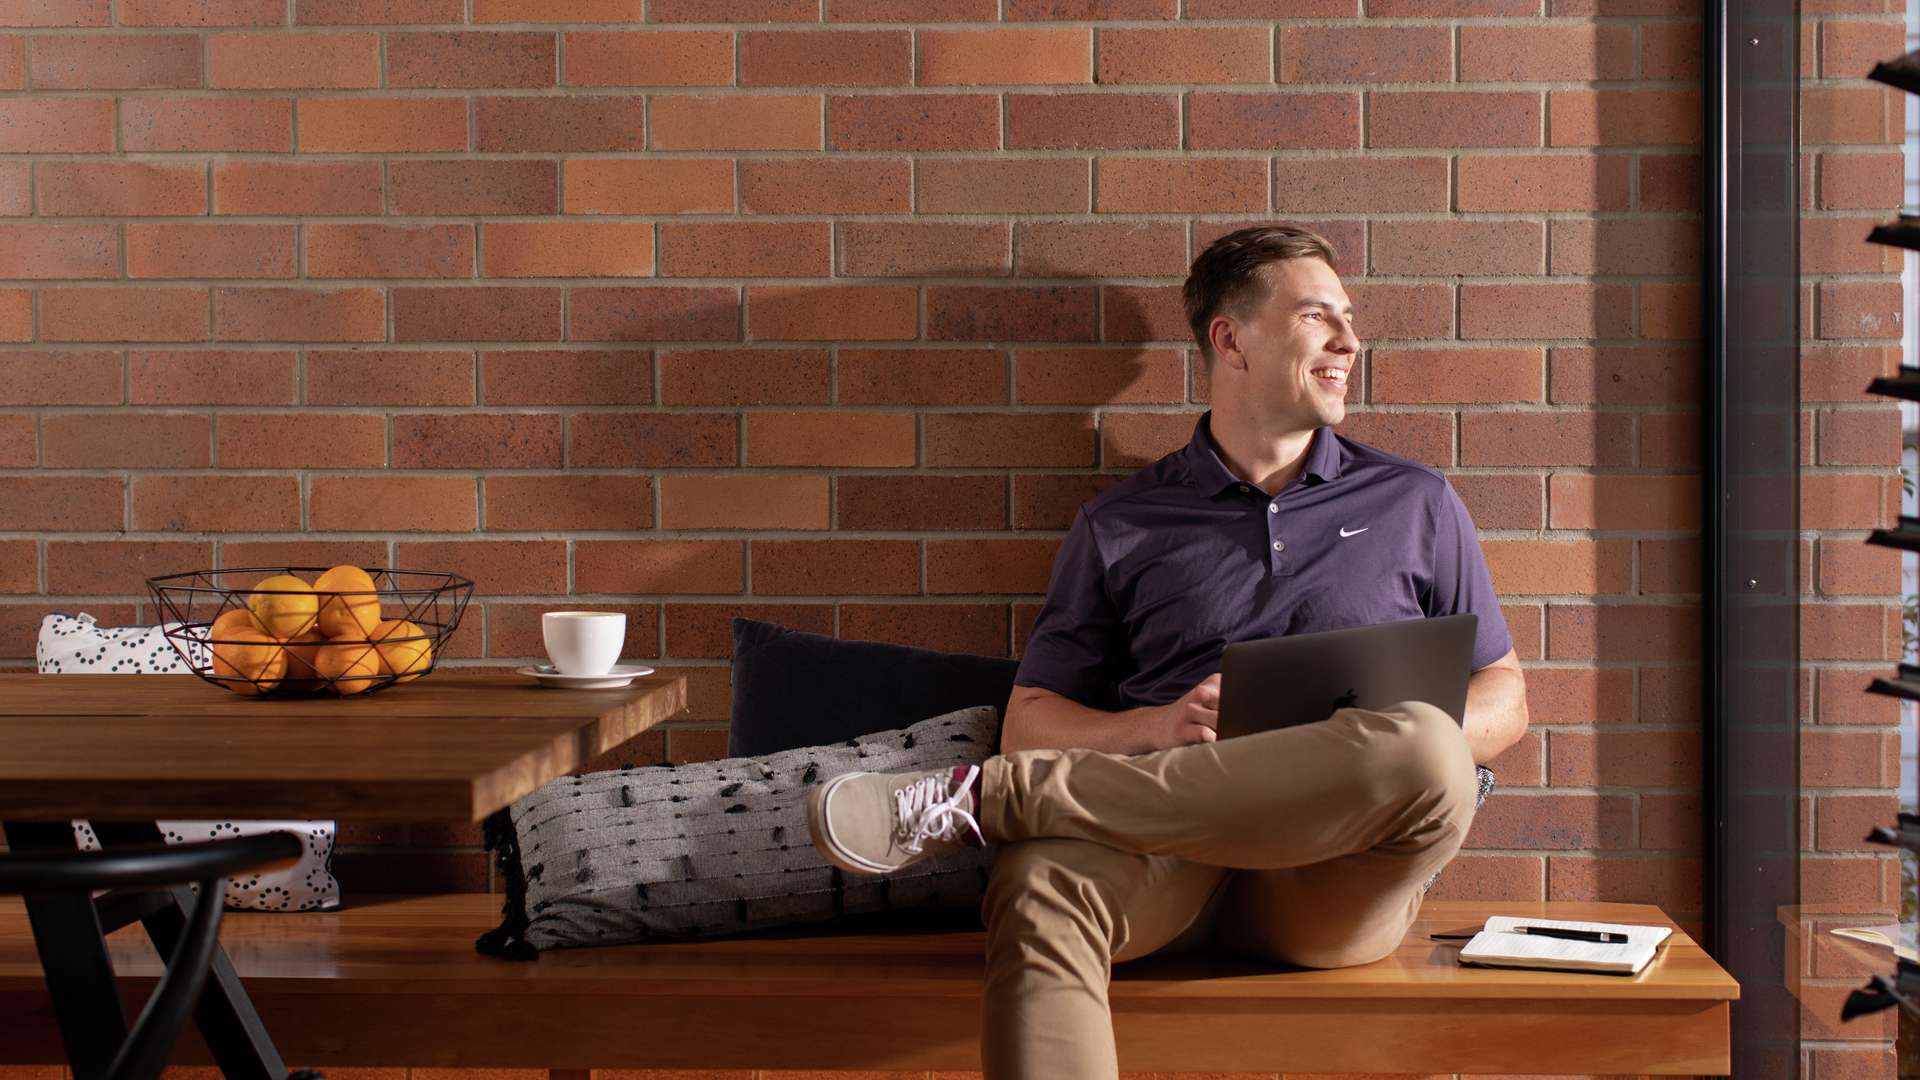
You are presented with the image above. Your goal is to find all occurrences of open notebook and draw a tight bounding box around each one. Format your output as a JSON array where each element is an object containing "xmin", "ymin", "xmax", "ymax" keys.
[{"xmin": 1457, "ymin": 916, "xmax": 1674, "ymax": 976}]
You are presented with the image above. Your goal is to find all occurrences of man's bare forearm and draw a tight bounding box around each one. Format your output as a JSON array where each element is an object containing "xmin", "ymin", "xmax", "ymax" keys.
[
  {"xmin": 1462, "ymin": 664, "xmax": 1528, "ymax": 764},
  {"xmin": 1001, "ymin": 692, "xmax": 1154, "ymax": 755},
  {"xmin": 1005, "ymin": 664, "xmax": 1528, "ymax": 762}
]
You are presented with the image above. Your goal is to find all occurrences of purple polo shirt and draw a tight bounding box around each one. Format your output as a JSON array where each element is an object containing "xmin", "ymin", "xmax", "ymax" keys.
[{"xmin": 1015, "ymin": 411, "xmax": 1513, "ymax": 711}]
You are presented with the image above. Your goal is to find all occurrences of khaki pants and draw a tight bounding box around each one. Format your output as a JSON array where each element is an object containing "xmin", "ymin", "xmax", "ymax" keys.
[{"xmin": 974, "ymin": 699, "xmax": 1479, "ymax": 1080}]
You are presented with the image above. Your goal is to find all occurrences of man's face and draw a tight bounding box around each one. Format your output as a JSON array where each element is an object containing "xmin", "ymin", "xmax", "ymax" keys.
[{"xmin": 1217, "ymin": 257, "xmax": 1360, "ymax": 432}]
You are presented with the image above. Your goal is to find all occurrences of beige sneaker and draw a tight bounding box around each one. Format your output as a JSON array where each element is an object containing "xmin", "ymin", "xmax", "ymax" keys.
[{"xmin": 807, "ymin": 763, "xmax": 983, "ymax": 876}]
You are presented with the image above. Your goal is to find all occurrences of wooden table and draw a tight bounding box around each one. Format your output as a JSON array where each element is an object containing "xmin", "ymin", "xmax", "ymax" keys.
[
  {"xmin": 0, "ymin": 672, "xmax": 686, "ymax": 1080},
  {"xmin": 0, "ymin": 673, "xmax": 687, "ymax": 821}
]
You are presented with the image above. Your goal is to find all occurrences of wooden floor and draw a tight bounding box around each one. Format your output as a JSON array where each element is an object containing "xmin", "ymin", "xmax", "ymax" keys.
[{"xmin": 0, "ymin": 895, "xmax": 1737, "ymax": 1075}]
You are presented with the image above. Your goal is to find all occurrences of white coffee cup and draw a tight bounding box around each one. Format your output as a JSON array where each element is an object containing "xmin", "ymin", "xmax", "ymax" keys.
[{"xmin": 541, "ymin": 611, "xmax": 625, "ymax": 676}]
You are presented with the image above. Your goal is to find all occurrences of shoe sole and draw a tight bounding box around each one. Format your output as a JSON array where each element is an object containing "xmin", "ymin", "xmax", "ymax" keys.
[{"xmin": 806, "ymin": 772, "xmax": 894, "ymax": 877}]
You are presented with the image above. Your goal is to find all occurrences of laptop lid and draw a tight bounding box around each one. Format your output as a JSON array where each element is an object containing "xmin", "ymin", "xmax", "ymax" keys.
[{"xmin": 1214, "ymin": 613, "xmax": 1478, "ymax": 741}]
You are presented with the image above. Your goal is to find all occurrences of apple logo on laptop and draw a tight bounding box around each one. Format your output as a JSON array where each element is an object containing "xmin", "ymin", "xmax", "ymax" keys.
[{"xmin": 1331, "ymin": 688, "xmax": 1358, "ymax": 711}]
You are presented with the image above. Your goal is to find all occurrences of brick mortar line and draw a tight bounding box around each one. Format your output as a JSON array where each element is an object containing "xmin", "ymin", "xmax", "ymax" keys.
[
  {"xmin": 49, "ymin": 471, "xmax": 929, "ymax": 486},
  {"xmin": 0, "ymin": 402, "xmax": 1731, "ymax": 413},
  {"xmin": 472, "ymin": 526, "xmax": 1700, "ymax": 547},
  {"xmin": 10, "ymin": 514, "xmax": 1715, "ymax": 533},
  {"xmin": 5, "ymin": 268, "xmax": 1712, "ymax": 281},
  {"xmin": 11, "ymin": 557, "xmax": 1728, "ymax": 576},
  {"xmin": 1481, "ymin": 789, "xmax": 1741, "ymax": 800},
  {"xmin": 0, "ymin": 453, "xmax": 1728, "ymax": 466},
  {"xmin": 13, "ymin": 17, "xmax": 1718, "ymax": 34},
  {"xmin": 10, "ymin": 147, "xmax": 1708, "ymax": 159},
  {"xmin": 6, "ymin": 571, "xmax": 1730, "ymax": 590},
  {"xmin": 4, "ymin": 598, "xmax": 1727, "ymax": 615},
  {"xmin": 0, "ymin": 342, "xmax": 1713, "ymax": 354},
  {"xmin": 0, "ymin": 340, "xmax": 1721, "ymax": 355},
  {"xmin": 8, "ymin": 160, "xmax": 1714, "ymax": 177},
  {"xmin": 23, "ymin": 220, "xmax": 1698, "ymax": 241},
  {"xmin": 0, "ymin": 80, "xmax": 1714, "ymax": 98},
  {"xmin": 1522, "ymin": 852, "xmax": 1711, "ymax": 862},
  {"xmin": 0, "ymin": 461, "xmax": 1724, "ymax": 474},
  {"xmin": 1804, "ymin": 206, "xmax": 1912, "ymax": 220},
  {"xmin": 3, "ymin": 473, "xmax": 1721, "ymax": 484}
]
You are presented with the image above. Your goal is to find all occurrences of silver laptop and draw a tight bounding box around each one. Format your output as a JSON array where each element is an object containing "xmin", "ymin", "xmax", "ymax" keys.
[{"xmin": 1214, "ymin": 614, "xmax": 1478, "ymax": 740}]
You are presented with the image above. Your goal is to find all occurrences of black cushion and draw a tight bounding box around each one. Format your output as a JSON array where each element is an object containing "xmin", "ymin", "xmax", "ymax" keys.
[{"xmin": 727, "ymin": 617, "xmax": 1021, "ymax": 757}]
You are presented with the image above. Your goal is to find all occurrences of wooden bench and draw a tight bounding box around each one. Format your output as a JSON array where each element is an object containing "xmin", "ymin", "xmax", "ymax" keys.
[{"xmin": 0, "ymin": 894, "xmax": 1737, "ymax": 1076}]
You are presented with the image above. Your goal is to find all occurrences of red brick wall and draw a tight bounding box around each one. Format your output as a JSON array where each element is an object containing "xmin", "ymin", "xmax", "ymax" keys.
[
  {"xmin": 0, "ymin": 0, "xmax": 1742, "ymax": 1069},
  {"xmin": 1797, "ymin": 5, "xmax": 1907, "ymax": 1079}
]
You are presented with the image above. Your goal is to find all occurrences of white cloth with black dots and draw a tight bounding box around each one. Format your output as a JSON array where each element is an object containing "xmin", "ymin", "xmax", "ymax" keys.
[{"xmin": 38, "ymin": 613, "xmax": 341, "ymax": 912}]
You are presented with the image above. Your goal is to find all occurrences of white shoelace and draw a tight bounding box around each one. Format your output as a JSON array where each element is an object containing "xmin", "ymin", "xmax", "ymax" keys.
[{"xmin": 893, "ymin": 764, "xmax": 983, "ymax": 854}]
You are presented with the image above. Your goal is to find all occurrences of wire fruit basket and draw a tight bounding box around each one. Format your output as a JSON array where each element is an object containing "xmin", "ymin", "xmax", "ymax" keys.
[{"xmin": 147, "ymin": 566, "xmax": 474, "ymax": 697}]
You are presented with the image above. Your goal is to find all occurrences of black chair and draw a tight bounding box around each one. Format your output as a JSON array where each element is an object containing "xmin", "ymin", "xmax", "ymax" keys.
[{"xmin": 0, "ymin": 830, "xmax": 305, "ymax": 1080}]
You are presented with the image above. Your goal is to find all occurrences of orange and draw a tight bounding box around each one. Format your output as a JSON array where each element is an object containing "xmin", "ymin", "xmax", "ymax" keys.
[
  {"xmin": 281, "ymin": 630, "xmax": 328, "ymax": 690},
  {"xmin": 313, "ymin": 641, "xmax": 381, "ymax": 695},
  {"xmin": 313, "ymin": 565, "xmax": 382, "ymax": 640},
  {"xmin": 211, "ymin": 629, "xmax": 287, "ymax": 696},
  {"xmin": 372, "ymin": 619, "xmax": 432, "ymax": 684},
  {"xmin": 247, "ymin": 574, "xmax": 319, "ymax": 639},
  {"xmin": 208, "ymin": 607, "xmax": 263, "ymax": 640}
]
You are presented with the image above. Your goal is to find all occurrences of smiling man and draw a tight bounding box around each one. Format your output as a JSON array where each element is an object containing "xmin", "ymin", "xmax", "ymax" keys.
[{"xmin": 807, "ymin": 224, "xmax": 1529, "ymax": 1080}]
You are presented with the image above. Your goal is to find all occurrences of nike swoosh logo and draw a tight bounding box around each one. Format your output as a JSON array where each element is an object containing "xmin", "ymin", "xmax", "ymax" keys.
[{"xmin": 1339, "ymin": 526, "xmax": 1368, "ymax": 537}]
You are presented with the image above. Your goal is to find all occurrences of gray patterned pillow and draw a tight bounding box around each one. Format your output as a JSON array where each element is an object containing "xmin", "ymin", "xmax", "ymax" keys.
[
  {"xmin": 480, "ymin": 705, "xmax": 1000, "ymax": 955},
  {"xmin": 475, "ymin": 714, "xmax": 1496, "ymax": 955}
]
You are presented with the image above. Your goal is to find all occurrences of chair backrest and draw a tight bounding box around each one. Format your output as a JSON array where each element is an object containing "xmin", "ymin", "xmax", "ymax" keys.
[
  {"xmin": 3, "ymin": 832, "xmax": 300, "ymax": 1080},
  {"xmin": 0, "ymin": 832, "xmax": 298, "ymax": 895}
]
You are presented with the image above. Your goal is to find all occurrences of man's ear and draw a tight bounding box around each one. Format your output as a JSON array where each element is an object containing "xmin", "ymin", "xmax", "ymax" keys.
[{"xmin": 1208, "ymin": 314, "xmax": 1245, "ymax": 371}]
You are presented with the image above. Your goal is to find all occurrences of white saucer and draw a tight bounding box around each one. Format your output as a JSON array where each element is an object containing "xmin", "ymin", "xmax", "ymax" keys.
[{"xmin": 516, "ymin": 663, "xmax": 654, "ymax": 690}]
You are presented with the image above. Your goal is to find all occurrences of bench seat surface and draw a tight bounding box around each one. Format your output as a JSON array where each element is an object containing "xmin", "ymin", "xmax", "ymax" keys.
[{"xmin": 0, "ymin": 895, "xmax": 1737, "ymax": 1075}]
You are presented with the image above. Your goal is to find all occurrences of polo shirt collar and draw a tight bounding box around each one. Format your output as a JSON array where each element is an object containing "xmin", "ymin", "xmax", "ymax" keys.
[{"xmin": 1181, "ymin": 411, "xmax": 1344, "ymax": 493}]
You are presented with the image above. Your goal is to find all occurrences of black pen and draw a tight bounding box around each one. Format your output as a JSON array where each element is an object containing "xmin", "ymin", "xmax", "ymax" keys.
[{"xmin": 1514, "ymin": 925, "xmax": 1629, "ymax": 944}]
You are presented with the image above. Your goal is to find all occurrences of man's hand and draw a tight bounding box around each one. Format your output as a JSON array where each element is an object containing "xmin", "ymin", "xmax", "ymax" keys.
[{"xmin": 1135, "ymin": 673, "xmax": 1221, "ymax": 753}]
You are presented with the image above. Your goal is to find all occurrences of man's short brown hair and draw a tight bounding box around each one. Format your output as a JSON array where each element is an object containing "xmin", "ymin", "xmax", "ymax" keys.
[{"xmin": 1183, "ymin": 224, "xmax": 1339, "ymax": 366}]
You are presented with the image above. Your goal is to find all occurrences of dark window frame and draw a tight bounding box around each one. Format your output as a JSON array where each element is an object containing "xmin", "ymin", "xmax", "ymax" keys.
[{"xmin": 1706, "ymin": 4, "xmax": 1802, "ymax": 1076}]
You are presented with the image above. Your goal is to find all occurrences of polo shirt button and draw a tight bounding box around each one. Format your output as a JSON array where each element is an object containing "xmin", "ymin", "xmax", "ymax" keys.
[
  {"xmin": 1238, "ymin": 484, "xmax": 1250, "ymax": 493},
  {"xmin": 1268, "ymin": 503, "xmax": 1278, "ymax": 514},
  {"xmin": 1272, "ymin": 540, "xmax": 1285, "ymax": 552}
]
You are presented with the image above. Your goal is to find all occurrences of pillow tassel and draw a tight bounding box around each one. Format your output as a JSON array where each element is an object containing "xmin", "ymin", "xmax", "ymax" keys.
[{"xmin": 476, "ymin": 807, "xmax": 538, "ymax": 962}]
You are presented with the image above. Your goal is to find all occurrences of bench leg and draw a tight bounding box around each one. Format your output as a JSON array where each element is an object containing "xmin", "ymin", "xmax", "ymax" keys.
[
  {"xmin": 92, "ymin": 822, "xmax": 290, "ymax": 1080},
  {"xmin": 7, "ymin": 820, "xmax": 130, "ymax": 1080}
]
